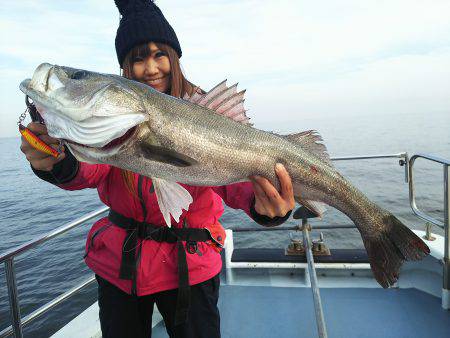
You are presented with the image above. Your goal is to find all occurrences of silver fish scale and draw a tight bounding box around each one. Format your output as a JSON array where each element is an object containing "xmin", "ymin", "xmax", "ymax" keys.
[{"xmin": 122, "ymin": 85, "xmax": 382, "ymax": 235}]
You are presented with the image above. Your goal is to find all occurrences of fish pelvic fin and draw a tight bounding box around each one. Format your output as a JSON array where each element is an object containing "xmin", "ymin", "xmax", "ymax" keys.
[
  {"xmin": 284, "ymin": 130, "xmax": 332, "ymax": 167},
  {"xmin": 294, "ymin": 197, "xmax": 327, "ymax": 218},
  {"xmin": 361, "ymin": 214, "xmax": 430, "ymax": 288},
  {"xmin": 183, "ymin": 80, "xmax": 251, "ymax": 125},
  {"xmin": 152, "ymin": 178, "xmax": 193, "ymax": 227}
]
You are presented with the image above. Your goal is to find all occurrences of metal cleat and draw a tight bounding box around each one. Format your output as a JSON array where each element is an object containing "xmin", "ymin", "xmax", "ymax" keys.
[
  {"xmin": 285, "ymin": 232, "xmax": 305, "ymax": 256},
  {"xmin": 312, "ymin": 232, "xmax": 331, "ymax": 256}
]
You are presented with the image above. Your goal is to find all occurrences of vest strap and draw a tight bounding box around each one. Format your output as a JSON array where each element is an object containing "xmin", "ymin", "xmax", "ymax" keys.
[{"xmin": 108, "ymin": 209, "xmax": 212, "ymax": 325}]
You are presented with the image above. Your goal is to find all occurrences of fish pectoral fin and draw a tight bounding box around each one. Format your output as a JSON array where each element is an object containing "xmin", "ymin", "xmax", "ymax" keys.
[
  {"xmin": 140, "ymin": 144, "xmax": 198, "ymax": 167},
  {"xmin": 152, "ymin": 178, "xmax": 193, "ymax": 227},
  {"xmin": 296, "ymin": 198, "xmax": 327, "ymax": 218}
]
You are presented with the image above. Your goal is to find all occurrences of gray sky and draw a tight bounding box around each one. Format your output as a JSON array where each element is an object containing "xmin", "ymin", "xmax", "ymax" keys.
[{"xmin": 1, "ymin": 0, "xmax": 450, "ymax": 138}]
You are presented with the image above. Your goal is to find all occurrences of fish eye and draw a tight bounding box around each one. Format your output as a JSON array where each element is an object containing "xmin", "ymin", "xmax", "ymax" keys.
[{"xmin": 70, "ymin": 70, "xmax": 88, "ymax": 80}]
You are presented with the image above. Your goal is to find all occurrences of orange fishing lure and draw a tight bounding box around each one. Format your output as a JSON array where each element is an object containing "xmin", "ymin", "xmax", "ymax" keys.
[{"xmin": 19, "ymin": 124, "xmax": 60, "ymax": 158}]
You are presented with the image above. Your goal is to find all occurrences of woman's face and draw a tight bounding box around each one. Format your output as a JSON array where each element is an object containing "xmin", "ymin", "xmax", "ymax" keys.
[{"xmin": 132, "ymin": 42, "xmax": 171, "ymax": 93}]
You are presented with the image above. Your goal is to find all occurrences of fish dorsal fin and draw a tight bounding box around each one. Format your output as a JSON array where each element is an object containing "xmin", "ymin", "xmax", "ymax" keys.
[
  {"xmin": 199, "ymin": 80, "xmax": 229, "ymax": 106},
  {"xmin": 205, "ymin": 83, "xmax": 238, "ymax": 109},
  {"xmin": 183, "ymin": 80, "xmax": 251, "ymax": 124},
  {"xmin": 152, "ymin": 178, "xmax": 193, "ymax": 227},
  {"xmin": 285, "ymin": 130, "xmax": 332, "ymax": 167},
  {"xmin": 188, "ymin": 91, "xmax": 203, "ymax": 104}
]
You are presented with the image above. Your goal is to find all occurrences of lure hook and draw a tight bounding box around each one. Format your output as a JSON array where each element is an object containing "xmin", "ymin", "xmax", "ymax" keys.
[{"xmin": 18, "ymin": 95, "xmax": 60, "ymax": 158}]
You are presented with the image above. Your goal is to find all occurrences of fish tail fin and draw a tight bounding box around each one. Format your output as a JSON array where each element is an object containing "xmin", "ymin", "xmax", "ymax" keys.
[{"xmin": 361, "ymin": 214, "xmax": 430, "ymax": 288}]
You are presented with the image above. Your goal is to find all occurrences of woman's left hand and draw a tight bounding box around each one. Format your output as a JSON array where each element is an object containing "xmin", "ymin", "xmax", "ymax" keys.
[{"xmin": 250, "ymin": 163, "xmax": 296, "ymax": 218}]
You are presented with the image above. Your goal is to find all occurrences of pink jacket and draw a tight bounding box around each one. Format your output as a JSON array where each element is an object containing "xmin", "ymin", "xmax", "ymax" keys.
[{"xmin": 59, "ymin": 162, "xmax": 256, "ymax": 296}]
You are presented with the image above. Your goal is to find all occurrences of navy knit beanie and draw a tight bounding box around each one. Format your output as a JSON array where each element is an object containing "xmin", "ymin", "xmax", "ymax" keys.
[{"xmin": 114, "ymin": 0, "xmax": 182, "ymax": 67}]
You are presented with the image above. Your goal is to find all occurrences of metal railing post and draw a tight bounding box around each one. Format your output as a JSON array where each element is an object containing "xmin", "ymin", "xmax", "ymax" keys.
[
  {"xmin": 404, "ymin": 152, "xmax": 410, "ymax": 183},
  {"xmin": 5, "ymin": 258, "xmax": 23, "ymax": 338},
  {"xmin": 443, "ymin": 164, "xmax": 449, "ymax": 310},
  {"xmin": 302, "ymin": 220, "xmax": 328, "ymax": 338}
]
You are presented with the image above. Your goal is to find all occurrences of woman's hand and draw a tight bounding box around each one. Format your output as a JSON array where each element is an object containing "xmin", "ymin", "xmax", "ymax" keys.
[
  {"xmin": 250, "ymin": 163, "xmax": 296, "ymax": 218},
  {"xmin": 20, "ymin": 122, "xmax": 66, "ymax": 171}
]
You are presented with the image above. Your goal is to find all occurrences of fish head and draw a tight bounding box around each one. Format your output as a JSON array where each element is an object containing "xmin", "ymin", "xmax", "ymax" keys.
[{"xmin": 19, "ymin": 63, "xmax": 150, "ymax": 162}]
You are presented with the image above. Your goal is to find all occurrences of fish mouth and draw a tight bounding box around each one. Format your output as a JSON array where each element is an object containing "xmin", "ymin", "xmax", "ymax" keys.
[
  {"xmin": 20, "ymin": 63, "xmax": 66, "ymax": 103},
  {"xmin": 20, "ymin": 63, "xmax": 149, "ymax": 153}
]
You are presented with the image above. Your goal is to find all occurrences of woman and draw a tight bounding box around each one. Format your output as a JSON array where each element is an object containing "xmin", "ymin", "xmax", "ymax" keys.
[{"xmin": 20, "ymin": 1, "xmax": 295, "ymax": 337}]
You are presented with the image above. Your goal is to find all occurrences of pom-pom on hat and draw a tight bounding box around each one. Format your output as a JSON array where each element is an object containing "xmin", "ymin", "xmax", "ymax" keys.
[{"xmin": 114, "ymin": 0, "xmax": 182, "ymax": 67}]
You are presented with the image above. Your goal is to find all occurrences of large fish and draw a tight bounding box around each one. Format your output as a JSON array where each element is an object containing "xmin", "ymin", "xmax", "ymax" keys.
[{"xmin": 20, "ymin": 63, "xmax": 429, "ymax": 288}]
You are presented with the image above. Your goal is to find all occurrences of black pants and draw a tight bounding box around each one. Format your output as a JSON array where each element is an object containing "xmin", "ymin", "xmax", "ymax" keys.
[{"xmin": 96, "ymin": 274, "xmax": 221, "ymax": 338}]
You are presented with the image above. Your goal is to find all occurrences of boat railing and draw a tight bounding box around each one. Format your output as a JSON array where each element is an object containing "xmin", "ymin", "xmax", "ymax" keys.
[
  {"xmin": 0, "ymin": 207, "xmax": 109, "ymax": 338},
  {"xmin": 408, "ymin": 153, "xmax": 450, "ymax": 310},
  {"xmin": 1, "ymin": 152, "xmax": 449, "ymax": 338}
]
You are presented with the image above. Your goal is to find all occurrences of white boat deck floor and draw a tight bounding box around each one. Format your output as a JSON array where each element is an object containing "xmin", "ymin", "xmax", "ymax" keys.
[{"xmin": 152, "ymin": 286, "xmax": 450, "ymax": 338}]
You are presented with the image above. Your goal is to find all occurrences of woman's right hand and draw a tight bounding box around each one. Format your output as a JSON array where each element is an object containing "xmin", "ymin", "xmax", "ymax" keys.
[{"xmin": 20, "ymin": 122, "xmax": 66, "ymax": 171}]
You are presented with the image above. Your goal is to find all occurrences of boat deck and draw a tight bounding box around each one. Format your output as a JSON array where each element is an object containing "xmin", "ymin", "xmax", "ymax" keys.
[
  {"xmin": 48, "ymin": 234, "xmax": 447, "ymax": 338},
  {"xmin": 153, "ymin": 285, "xmax": 450, "ymax": 338}
]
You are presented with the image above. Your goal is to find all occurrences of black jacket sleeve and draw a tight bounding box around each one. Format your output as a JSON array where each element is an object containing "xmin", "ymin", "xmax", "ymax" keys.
[
  {"xmin": 249, "ymin": 197, "xmax": 292, "ymax": 227},
  {"xmin": 31, "ymin": 150, "xmax": 79, "ymax": 185}
]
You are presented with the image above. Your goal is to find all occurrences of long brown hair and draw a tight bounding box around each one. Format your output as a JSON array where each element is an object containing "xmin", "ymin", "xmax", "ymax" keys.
[{"xmin": 120, "ymin": 42, "xmax": 197, "ymax": 196}]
